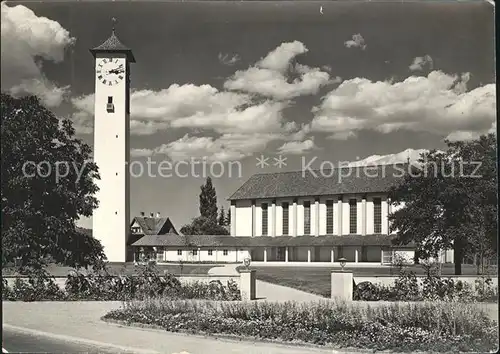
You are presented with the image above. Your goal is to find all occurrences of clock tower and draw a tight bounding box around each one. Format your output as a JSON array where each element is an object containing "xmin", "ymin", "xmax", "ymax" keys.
[{"xmin": 90, "ymin": 20, "xmax": 135, "ymax": 262}]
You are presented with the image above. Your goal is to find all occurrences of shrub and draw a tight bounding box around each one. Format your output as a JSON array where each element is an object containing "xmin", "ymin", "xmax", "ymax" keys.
[
  {"xmin": 354, "ymin": 263, "xmax": 498, "ymax": 302},
  {"xmin": 8, "ymin": 273, "xmax": 66, "ymax": 301},
  {"xmin": 393, "ymin": 269, "xmax": 420, "ymax": 301},
  {"xmin": 2, "ymin": 278, "xmax": 14, "ymax": 300},
  {"xmin": 102, "ymin": 299, "xmax": 498, "ymax": 352},
  {"xmin": 5, "ymin": 262, "xmax": 241, "ymax": 302},
  {"xmin": 353, "ymin": 281, "xmax": 382, "ymax": 301}
]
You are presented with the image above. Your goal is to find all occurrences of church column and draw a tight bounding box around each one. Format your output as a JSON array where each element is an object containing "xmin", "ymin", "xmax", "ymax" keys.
[
  {"xmin": 251, "ymin": 200, "xmax": 256, "ymax": 237},
  {"xmin": 387, "ymin": 197, "xmax": 392, "ymax": 235},
  {"xmin": 361, "ymin": 195, "xmax": 367, "ymax": 236},
  {"xmin": 292, "ymin": 199, "xmax": 299, "ymax": 236},
  {"xmin": 292, "ymin": 199, "xmax": 298, "ymax": 237},
  {"xmin": 271, "ymin": 199, "xmax": 276, "ymax": 237},
  {"xmin": 230, "ymin": 201, "xmax": 236, "ymax": 236},
  {"xmin": 315, "ymin": 198, "xmax": 320, "ymax": 236},
  {"xmin": 337, "ymin": 196, "xmax": 343, "ymax": 236},
  {"xmin": 264, "ymin": 248, "xmax": 268, "ymax": 262},
  {"xmin": 285, "ymin": 247, "xmax": 289, "ymax": 262}
]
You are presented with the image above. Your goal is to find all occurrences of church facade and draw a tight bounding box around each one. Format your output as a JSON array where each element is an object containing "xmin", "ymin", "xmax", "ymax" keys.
[{"xmin": 132, "ymin": 164, "xmax": 455, "ymax": 265}]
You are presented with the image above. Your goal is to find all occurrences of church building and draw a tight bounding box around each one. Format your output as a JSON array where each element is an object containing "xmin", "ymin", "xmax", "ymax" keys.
[
  {"xmin": 132, "ymin": 164, "xmax": 456, "ymax": 265},
  {"xmin": 89, "ymin": 24, "xmax": 454, "ymax": 266}
]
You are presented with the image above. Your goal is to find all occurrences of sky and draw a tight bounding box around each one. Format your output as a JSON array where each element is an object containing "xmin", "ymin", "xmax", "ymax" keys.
[{"xmin": 1, "ymin": 0, "xmax": 496, "ymax": 229}]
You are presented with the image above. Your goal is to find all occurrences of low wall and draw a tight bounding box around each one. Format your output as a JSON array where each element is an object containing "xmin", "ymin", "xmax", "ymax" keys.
[
  {"xmin": 3, "ymin": 274, "xmax": 241, "ymax": 290},
  {"xmin": 354, "ymin": 275, "xmax": 498, "ymax": 288},
  {"xmin": 177, "ymin": 275, "xmax": 240, "ymax": 286},
  {"xmin": 4, "ymin": 277, "xmax": 68, "ymax": 289}
]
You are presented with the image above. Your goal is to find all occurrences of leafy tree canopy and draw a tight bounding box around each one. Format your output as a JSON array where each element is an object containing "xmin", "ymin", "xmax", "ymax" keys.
[
  {"xmin": 389, "ymin": 133, "xmax": 497, "ymax": 275},
  {"xmin": 1, "ymin": 94, "xmax": 105, "ymax": 273}
]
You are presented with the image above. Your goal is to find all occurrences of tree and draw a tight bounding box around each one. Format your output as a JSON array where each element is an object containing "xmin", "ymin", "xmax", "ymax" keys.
[
  {"xmin": 388, "ymin": 134, "xmax": 497, "ymax": 275},
  {"xmin": 226, "ymin": 208, "xmax": 231, "ymax": 227},
  {"xmin": 1, "ymin": 94, "xmax": 105, "ymax": 273},
  {"xmin": 218, "ymin": 206, "xmax": 226, "ymax": 226},
  {"xmin": 199, "ymin": 177, "xmax": 218, "ymax": 223},
  {"xmin": 180, "ymin": 216, "xmax": 229, "ymax": 236}
]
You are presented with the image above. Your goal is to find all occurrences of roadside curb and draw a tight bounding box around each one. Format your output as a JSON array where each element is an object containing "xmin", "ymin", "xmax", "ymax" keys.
[{"xmin": 2, "ymin": 323, "xmax": 160, "ymax": 354}]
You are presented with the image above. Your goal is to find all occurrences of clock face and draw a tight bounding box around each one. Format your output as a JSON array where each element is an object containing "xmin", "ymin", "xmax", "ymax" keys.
[{"xmin": 96, "ymin": 58, "xmax": 125, "ymax": 86}]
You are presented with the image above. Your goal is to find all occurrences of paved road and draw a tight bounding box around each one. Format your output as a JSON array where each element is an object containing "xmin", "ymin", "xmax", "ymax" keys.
[
  {"xmin": 3, "ymin": 302, "xmax": 334, "ymax": 354},
  {"xmin": 2, "ymin": 327, "xmax": 133, "ymax": 353}
]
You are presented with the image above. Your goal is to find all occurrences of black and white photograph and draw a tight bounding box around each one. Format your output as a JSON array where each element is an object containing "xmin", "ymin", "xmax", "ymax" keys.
[{"xmin": 1, "ymin": 0, "xmax": 498, "ymax": 353}]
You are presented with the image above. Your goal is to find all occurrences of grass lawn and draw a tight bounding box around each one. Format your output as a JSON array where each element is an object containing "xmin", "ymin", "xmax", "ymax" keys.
[
  {"xmin": 242, "ymin": 264, "xmax": 498, "ymax": 298},
  {"xmin": 3, "ymin": 263, "xmax": 216, "ymax": 277}
]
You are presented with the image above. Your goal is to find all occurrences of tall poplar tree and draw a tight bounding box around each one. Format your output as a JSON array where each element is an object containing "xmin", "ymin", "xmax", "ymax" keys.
[{"xmin": 199, "ymin": 177, "xmax": 218, "ymax": 223}]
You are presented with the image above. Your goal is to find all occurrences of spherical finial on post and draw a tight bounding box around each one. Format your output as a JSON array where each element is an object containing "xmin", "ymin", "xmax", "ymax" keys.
[{"xmin": 111, "ymin": 17, "xmax": 117, "ymax": 34}]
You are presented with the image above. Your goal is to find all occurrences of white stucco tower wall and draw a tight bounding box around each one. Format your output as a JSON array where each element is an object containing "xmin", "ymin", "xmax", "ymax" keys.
[{"xmin": 91, "ymin": 28, "xmax": 135, "ymax": 262}]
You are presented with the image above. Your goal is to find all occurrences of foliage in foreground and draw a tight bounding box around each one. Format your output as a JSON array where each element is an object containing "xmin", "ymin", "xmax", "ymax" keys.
[
  {"xmin": 1, "ymin": 93, "xmax": 105, "ymax": 271},
  {"xmin": 2, "ymin": 263, "xmax": 241, "ymax": 302},
  {"xmin": 388, "ymin": 133, "xmax": 497, "ymax": 275},
  {"xmin": 103, "ymin": 298, "xmax": 498, "ymax": 352}
]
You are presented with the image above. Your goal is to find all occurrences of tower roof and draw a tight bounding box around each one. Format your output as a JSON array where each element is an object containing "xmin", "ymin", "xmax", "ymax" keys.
[{"xmin": 90, "ymin": 19, "xmax": 136, "ymax": 62}]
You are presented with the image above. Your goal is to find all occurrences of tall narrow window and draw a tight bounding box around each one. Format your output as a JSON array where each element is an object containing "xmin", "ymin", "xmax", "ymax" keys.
[
  {"xmin": 282, "ymin": 202, "xmax": 289, "ymax": 235},
  {"xmin": 326, "ymin": 200, "xmax": 334, "ymax": 234},
  {"xmin": 262, "ymin": 203, "xmax": 268, "ymax": 236},
  {"xmin": 107, "ymin": 96, "xmax": 113, "ymax": 104},
  {"xmin": 349, "ymin": 199, "xmax": 357, "ymax": 234},
  {"xmin": 304, "ymin": 201, "xmax": 311, "ymax": 235},
  {"xmin": 373, "ymin": 198, "xmax": 382, "ymax": 233}
]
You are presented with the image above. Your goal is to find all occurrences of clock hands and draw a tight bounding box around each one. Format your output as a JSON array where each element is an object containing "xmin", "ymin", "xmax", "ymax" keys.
[
  {"xmin": 107, "ymin": 64, "xmax": 124, "ymax": 75},
  {"xmin": 109, "ymin": 68, "xmax": 124, "ymax": 75}
]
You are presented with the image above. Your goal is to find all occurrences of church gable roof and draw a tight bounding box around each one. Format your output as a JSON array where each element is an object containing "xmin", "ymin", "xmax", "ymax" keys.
[{"xmin": 228, "ymin": 164, "xmax": 409, "ymax": 200}]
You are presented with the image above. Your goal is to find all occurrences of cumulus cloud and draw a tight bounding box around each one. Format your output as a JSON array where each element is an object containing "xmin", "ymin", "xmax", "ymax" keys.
[
  {"xmin": 348, "ymin": 148, "xmax": 440, "ymax": 167},
  {"xmin": 152, "ymin": 130, "xmax": 310, "ymax": 162},
  {"xmin": 130, "ymin": 148, "xmax": 154, "ymax": 158},
  {"xmin": 71, "ymin": 84, "xmax": 296, "ymax": 137},
  {"xmin": 409, "ymin": 55, "xmax": 433, "ymax": 71},
  {"xmin": 311, "ymin": 70, "xmax": 496, "ymax": 141},
  {"xmin": 224, "ymin": 41, "xmax": 333, "ymax": 100},
  {"xmin": 153, "ymin": 134, "xmax": 247, "ymax": 162},
  {"xmin": 171, "ymin": 100, "xmax": 290, "ymax": 134},
  {"xmin": 277, "ymin": 138, "xmax": 317, "ymax": 155},
  {"xmin": 70, "ymin": 40, "xmax": 331, "ymax": 159},
  {"xmin": 344, "ymin": 34, "xmax": 366, "ymax": 50},
  {"xmin": 1, "ymin": 2, "xmax": 74, "ymax": 107},
  {"xmin": 218, "ymin": 52, "xmax": 240, "ymax": 66},
  {"xmin": 328, "ymin": 131, "xmax": 357, "ymax": 141}
]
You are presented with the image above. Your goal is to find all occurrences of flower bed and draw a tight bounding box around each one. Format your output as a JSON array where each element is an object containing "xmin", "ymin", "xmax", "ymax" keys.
[
  {"xmin": 102, "ymin": 298, "xmax": 498, "ymax": 352},
  {"xmin": 2, "ymin": 263, "xmax": 241, "ymax": 302}
]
